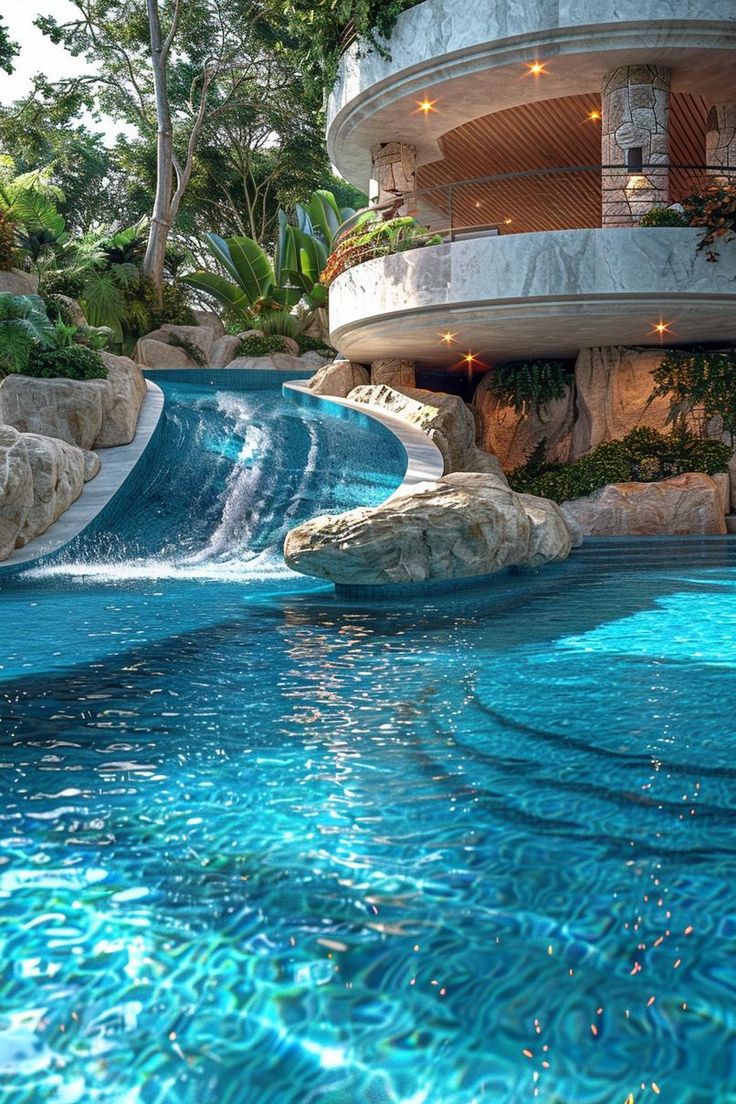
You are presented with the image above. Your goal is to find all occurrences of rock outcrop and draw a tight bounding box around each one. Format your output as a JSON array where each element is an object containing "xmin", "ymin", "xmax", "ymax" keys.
[
  {"xmin": 308, "ymin": 359, "xmax": 370, "ymax": 397},
  {"xmin": 572, "ymin": 346, "xmax": 672, "ymax": 457},
  {"xmin": 0, "ymin": 354, "xmax": 146, "ymax": 450},
  {"xmin": 348, "ymin": 385, "xmax": 485, "ymax": 474},
  {"xmin": 0, "ymin": 269, "xmax": 39, "ymax": 296},
  {"xmin": 472, "ymin": 373, "xmax": 575, "ymax": 470},
  {"xmin": 371, "ymin": 358, "xmax": 416, "ymax": 388},
  {"xmin": 284, "ymin": 472, "xmax": 576, "ymax": 587},
  {"xmin": 134, "ymin": 336, "xmax": 201, "ymax": 369},
  {"xmin": 561, "ymin": 473, "xmax": 727, "ymax": 536},
  {"xmin": 0, "ymin": 426, "xmax": 88, "ymax": 560}
]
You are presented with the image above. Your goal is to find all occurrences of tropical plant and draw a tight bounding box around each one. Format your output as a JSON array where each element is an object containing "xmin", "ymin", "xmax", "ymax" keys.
[
  {"xmin": 183, "ymin": 233, "xmax": 302, "ymax": 323},
  {"xmin": 682, "ymin": 184, "xmax": 736, "ymax": 260},
  {"xmin": 0, "ymin": 294, "xmax": 54, "ymax": 377},
  {"xmin": 0, "ymin": 165, "xmax": 68, "ymax": 261},
  {"xmin": 649, "ymin": 347, "xmax": 736, "ymax": 444},
  {"xmin": 256, "ymin": 309, "xmax": 304, "ymax": 339},
  {"xmin": 509, "ymin": 427, "xmax": 732, "ymax": 503},
  {"xmin": 0, "ymin": 209, "xmax": 16, "ymax": 269},
  {"xmin": 236, "ymin": 333, "xmax": 289, "ymax": 357},
  {"xmin": 321, "ymin": 212, "xmax": 443, "ymax": 286},
  {"xmin": 483, "ymin": 359, "xmax": 573, "ymax": 417},
  {"xmin": 639, "ymin": 205, "xmax": 688, "ymax": 228},
  {"xmin": 26, "ymin": 343, "xmax": 107, "ymax": 380}
]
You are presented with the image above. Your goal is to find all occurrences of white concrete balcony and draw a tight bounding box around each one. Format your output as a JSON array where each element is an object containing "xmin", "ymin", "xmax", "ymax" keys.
[
  {"xmin": 327, "ymin": 0, "xmax": 736, "ymax": 187},
  {"xmin": 328, "ymin": 226, "xmax": 736, "ymax": 364}
]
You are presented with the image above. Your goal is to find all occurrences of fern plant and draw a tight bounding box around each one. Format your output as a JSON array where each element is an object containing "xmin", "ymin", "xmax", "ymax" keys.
[
  {"xmin": 0, "ymin": 293, "xmax": 54, "ymax": 376},
  {"xmin": 485, "ymin": 359, "xmax": 573, "ymax": 417}
]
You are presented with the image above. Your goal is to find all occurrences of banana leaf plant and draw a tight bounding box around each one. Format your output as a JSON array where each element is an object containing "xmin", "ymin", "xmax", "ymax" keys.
[
  {"xmin": 182, "ymin": 233, "xmax": 305, "ymax": 324},
  {"xmin": 0, "ymin": 293, "xmax": 54, "ymax": 376}
]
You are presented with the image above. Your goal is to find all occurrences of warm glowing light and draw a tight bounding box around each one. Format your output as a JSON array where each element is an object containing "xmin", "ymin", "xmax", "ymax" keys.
[
  {"xmin": 475, "ymin": 201, "xmax": 482, "ymax": 208},
  {"xmin": 527, "ymin": 61, "xmax": 546, "ymax": 76},
  {"xmin": 651, "ymin": 319, "xmax": 673, "ymax": 336},
  {"xmin": 588, "ymin": 110, "xmax": 601, "ymax": 121},
  {"xmin": 439, "ymin": 330, "xmax": 458, "ymax": 345},
  {"xmin": 462, "ymin": 352, "xmax": 479, "ymax": 366},
  {"xmin": 416, "ymin": 98, "xmax": 437, "ymax": 115},
  {"xmin": 503, "ymin": 218, "xmax": 512, "ymax": 224}
]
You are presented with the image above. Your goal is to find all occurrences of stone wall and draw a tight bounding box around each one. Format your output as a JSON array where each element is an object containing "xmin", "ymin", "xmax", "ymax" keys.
[
  {"xmin": 601, "ymin": 65, "xmax": 670, "ymax": 227},
  {"xmin": 706, "ymin": 104, "xmax": 736, "ymax": 178},
  {"xmin": 370, "ymin": 142, "xmax": 416, "ymax": 211}
]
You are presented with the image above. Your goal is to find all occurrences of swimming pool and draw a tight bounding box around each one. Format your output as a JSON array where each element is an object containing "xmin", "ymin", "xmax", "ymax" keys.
[{"xmin": 2, "ymin": 378, "xmax": 736, "ymax": 1103}]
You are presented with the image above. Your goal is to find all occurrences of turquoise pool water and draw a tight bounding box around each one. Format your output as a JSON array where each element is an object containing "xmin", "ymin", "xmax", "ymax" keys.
[{"xmin": 2, "ymin": 379, "xmax": 736, "ymax": 1103}]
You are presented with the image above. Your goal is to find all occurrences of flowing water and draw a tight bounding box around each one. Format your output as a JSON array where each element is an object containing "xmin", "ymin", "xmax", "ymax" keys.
[{"xmin": 1, "ymin": 378, "xmax": 736, "ymax": 1103}]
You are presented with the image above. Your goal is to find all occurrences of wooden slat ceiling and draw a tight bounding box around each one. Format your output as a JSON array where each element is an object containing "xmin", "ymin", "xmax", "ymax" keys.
[{"xmin": 415, "ymin": 92, "xmax": 709, "ymax": 233}]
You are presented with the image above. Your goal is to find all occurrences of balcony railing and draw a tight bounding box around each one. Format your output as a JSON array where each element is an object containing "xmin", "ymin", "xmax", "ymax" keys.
[{"xmin": 369, "ymin": 163, "xmax": 735, "ymax": 238}]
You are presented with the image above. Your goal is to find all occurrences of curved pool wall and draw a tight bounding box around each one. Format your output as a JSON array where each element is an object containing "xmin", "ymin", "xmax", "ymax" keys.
[
  {"xmin": 4, "ymin": 371, "xmax": 736, "ymax": 1103},
  {"xmin": 5, "ymin": 369, "xmax": 408, "ymax": 581}
]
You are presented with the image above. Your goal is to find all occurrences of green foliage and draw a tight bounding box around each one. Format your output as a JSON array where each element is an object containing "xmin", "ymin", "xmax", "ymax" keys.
[
  {"xmin": 25, "ymin": 343, "xmax": 107, "ymax": 381},
  {"xmin": 0, "ymin": 294, "xmax": 54, "ymax": 376},
  {"xmin": 322, "ymin": 213, "xmax": 442, "ymax": 285},
  {"xmin": 296, "ymin": 333, "xmax": 334, "ymax": 357},
  {"xmin": 484, "ymin": 359, "xmax": 573, "ymax": 416},
  {"xmin": 650, "ymin": 347, "xmax": 736, "ymax": 444},
  {"xmin": 280, "ymin": 0, "xmax": 423, "ymax": 96},
  {"xmin": 510, "ymin": 428, "xmax": 732, "ymax": 503},
  {"xmin": 236, "ymin": 333, "xmax": 289, "ymax": 358},
  {"xmin": 256, "ymin": 310, "xmax": 304, "ymax": 339},
  {"xmin": 166, "ymin": 332, "xmax": 208, "ymax": 367},
  {"xmin": 638, "ymin": 206, "xmax": 688, "ymax": 228},
  {"xmin": 0, "ymin": 15, "xmax": 19, "ymax": 75},
  {"xmin": 682, "ymin": 184, "xmax": 736, "ymax": 260},
  {"xmin": 123, "ymin": 277, "xmax": 196, "ymax": 337}
]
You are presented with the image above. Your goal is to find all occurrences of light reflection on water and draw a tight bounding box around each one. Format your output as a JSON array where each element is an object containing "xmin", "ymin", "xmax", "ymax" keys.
[{"xmin": 1, "ymin": 382, "xmax": 736, "ymax": 1102}]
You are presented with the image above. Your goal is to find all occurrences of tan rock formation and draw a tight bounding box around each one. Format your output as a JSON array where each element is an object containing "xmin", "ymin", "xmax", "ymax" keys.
[
  {"xmin": 0, "ymin": 355, "xmax": 146, "ymax": 450},
  {"xmin": 472, "ymin": 373, "xmax": 575, "ymax": 470},
  {"xmin": 572, "ymin": 346, "xmax": 671, "ymax": 457},
  {"xmin": 284, "ymin": 472, "xmax": 574, "ymax": 587},
  {"xmin": 308, "ymin": 359, "xmax": 370, "ymax": 397},
  {"xmin": 0, "ymin": 270, "xmax": 39, "ymax": 296},
  {"xmin": 561, "ymin": 473, "xmax": 727, "ymax": 536},
  {"xmin": 0, "ymin": 427, "xmax": 89, "ymax": 560},
  {"xmin": 371, "ymin": 358, "xmax": 416, "ymax": 388}
]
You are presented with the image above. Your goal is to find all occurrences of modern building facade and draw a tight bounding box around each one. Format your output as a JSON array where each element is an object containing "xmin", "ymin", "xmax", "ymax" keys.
[{"xmin": 326, "ymin": 2, "xmax": 736, "ymax": 365}]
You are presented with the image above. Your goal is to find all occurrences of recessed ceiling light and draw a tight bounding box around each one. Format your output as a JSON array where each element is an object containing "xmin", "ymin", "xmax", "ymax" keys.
[
  {"xmin": 527, "ymin": 61, "xmax": 546, "ymax": 76},
  {"xmin": 416, "ymin": 98, "xmax": 437, "ymax": 115}
]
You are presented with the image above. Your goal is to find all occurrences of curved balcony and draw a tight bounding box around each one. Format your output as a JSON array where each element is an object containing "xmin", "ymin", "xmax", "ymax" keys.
[
  {"xmin": 327, "ymin": 0, "xmax": 736, "ymax": 185},
  {"xmin": 328, "ymin": 219, "xmax": 736, "ymax": 365}
]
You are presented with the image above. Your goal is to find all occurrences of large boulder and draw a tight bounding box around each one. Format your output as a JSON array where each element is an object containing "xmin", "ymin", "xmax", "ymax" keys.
[
  {"xmin": 284, "ymin": 472, "xmax": 574, "ymax": 587},
  {"xmin": 0, "ymin": 374, "xmax": 106, "ymax": 450},
  {"xmin": 0, "ymin": 427, "xmax": 89, "ymax": 560},
  {"xmin": 18, "ymin": 434, "xmax": 86, "ymax": 548},
  {"xmin": 134, "ymin": 337, "xmax": 200, "ymax": 369},
  {"xmin": 211, "ymin": 336, "xmax": 242, "ymax": 368},
  {"xmin": 0, "ymin": 425, "xmax": 34, "ymax": 560},
  {"xmin": 572, "ymin": 346, "xmax": 672, "ymax": 458},
  {"xmin": 192, "ymin": 310, "xmax": 225, "ymax": 339},
  {"xmin": 561, "ymin": 473, "xmax": 727, "ymax": 536},
  {"xmin": 309, "ymin": 359, "xmax": 370, "ymax": 397},
  {"xmin": 96, "ymin": 353, "xmax": 147, "ymax": 447},
  {"xmin": 348, "ymin": 385, "xmax": 478, "ymax": 473},
  {"xmin": 0, "ymin": 354, "xmax": 146, "ymax": 450},
  {"xmin": 472, "ymin": 373, "xmax": 575, "ymax": 470},
  {"xmin": 371, "ymin": 358, "xmax": 416, "ymax": 388},
  {"xmin": 0, "ymin": 270, "xmax": 39, "ymax": 296}
]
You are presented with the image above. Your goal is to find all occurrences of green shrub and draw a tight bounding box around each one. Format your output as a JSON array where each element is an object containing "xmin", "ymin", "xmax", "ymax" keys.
[
  {"xmin": 167, "ymin": 332, "xmax": 208, "ymax": 367},
  {"xmin": 650, "ymin": 347, "xmax": 736, "ymax": 444},
  {"xmin": 296, "ymin": 333, "xmax": 334, "ymax": 357},
  {"xmin": 235, "ymin": 333, "xmax": 289, "ymax": 357},
  {"xmin": 40, "ymin": 269, "xmax": 87, "ymax": 300},
  {"xmin": 256, "ymin": 309, "xmax": 303, "ymax": 339},
  {"xmin": 510, "ymin": 428, "xmax": 732, "ymax": 503},
  {"xmin": 124, "ymin": 276, "xmax": 196, "ymax": 337},
  {"xmin": 484, "ymin": 359, "xmax": 573, "ymax": 416},
  {"xmin": 25, "ymin": 343, "xmax": 107, "ymax": 380},
  {"xmin": 639, "ymin": 206, "xmax": 688, "ymax": 227}
]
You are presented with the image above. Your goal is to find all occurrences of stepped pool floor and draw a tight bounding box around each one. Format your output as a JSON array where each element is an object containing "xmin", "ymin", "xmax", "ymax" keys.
[{"xmin": 1, "ymin": 379, "xmax": 736, "ymax": 1103}]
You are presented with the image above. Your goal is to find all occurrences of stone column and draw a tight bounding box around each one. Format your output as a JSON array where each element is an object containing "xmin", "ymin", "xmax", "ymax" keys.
[
  {"xmin": 370, "ymin": 142, "xmax": 417, "ymax": 213},
  {"xmin": 601, "ymin": 65, "xmax": 671, "ymax": 227},
  {"xmin": 706, "ymin": 104, "xmax": 736, "ymax": 182}
]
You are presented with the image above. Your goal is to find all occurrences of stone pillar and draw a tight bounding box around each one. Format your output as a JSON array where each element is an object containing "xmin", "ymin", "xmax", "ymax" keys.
[
  {"xmin": 601, "ymin": 65, "xmax": 671, "ymax": 227},
  {"xmin": 371, "ymin": 358, "xmax": 416, "ymax": 388},
  {"xmin": 370, "ymin": 142, "xmax": 417, "ymax": 213},
  {"xmin": 706, "ymin": 104, "xmax": 736, "ymax": 182}
]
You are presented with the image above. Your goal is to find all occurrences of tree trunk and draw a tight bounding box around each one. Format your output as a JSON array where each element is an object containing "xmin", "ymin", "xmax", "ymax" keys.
[{"xmin": 142, "ymin": 0, "xmax": 176, "ymax": 301}]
